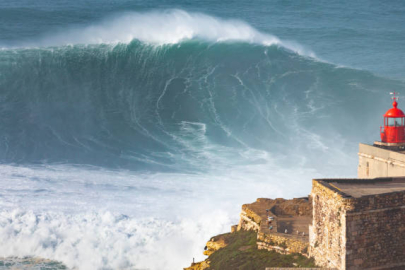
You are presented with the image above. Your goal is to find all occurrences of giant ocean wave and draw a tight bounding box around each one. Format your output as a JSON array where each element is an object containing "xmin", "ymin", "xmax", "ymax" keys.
[
  {"xmin": 0, "ymin": 38, "xmax": 401, "ymax": 173},
  {"xmin": 0, "ymin": 10, "xmax": 404, "ymax": 270}
]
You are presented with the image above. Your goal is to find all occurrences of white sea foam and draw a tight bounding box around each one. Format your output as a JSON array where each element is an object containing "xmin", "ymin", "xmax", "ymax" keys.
[
  {"xmin": 0, "ymin": 209, "xmax": 231, "ymax": 270},
  {"xmin": 20, "ymin": 10, "xmax": 315, "ymax": 57},
  {"xmin": 0, "ymin": 156, "xmax": 322, "ymax": 269}
]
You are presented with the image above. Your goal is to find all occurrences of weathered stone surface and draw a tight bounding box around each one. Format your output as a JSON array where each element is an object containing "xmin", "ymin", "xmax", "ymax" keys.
[
  {"xmin": 203, "ymin": 234, "xmax": 228, "ymax": 256},
  {"xmin": 230, "ymin": 224, "xmax": 238, "ymax": 233},
  {"xmin": 183, "ymin": 260, "xmax": 209, "ymax": 270},
  {"xmin": 237, "ymin": 197, "xmax": 312, "ymax": 257},
  {"xmin": 310, "ymin": 177, "xmax": 405, "ymax": 270},
  {"xmin": 309, "ymin": 180, "xmax": 347, "ymax": 269},
  {"xmin": 257, "ymin": 232, "xmax": 308, "ymax": 255},
  {"xmin": 238, "ymin": 209, "xmax": 261, "ymax": 232},
  {"xmin": 238, "ymin": 197, "xmax": 312, "ymax": 234}
]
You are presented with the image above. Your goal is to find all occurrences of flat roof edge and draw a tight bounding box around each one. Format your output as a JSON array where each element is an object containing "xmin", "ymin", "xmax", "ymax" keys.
[
  {"xmin": 313, "ymin": 177, "xmax": 405, "ymax": 198},
  {"xmin": 315, "ymin": 180, "xmax": 353, "ymax": 198},
  {"xmin": 313, "ymin": 177, "xmax": 400, "ymax": 184}
]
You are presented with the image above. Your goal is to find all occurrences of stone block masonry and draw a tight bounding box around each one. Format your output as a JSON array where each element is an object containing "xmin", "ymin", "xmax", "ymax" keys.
[
  {"xmin": 345, "ymin": 192, "xmax": 405, "ymax": 269},
  {"xmin": 257, "ymin": 232, "xmax": 309, "ymax": 255},
  {"xmin": 309, "ymin": 180, "xmax": 347, "ymax": 269},
  {"xmin": 310, "ymin": 177, "xmax": 405, "ymax": 270}
]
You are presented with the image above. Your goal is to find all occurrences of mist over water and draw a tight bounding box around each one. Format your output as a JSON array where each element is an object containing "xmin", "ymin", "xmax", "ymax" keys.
[{"xmin": 0, "ymin": 6, "xmax": 405, "ymax": 270}]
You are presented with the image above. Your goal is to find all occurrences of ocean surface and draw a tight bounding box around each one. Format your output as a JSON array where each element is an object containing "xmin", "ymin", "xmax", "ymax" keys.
[{"xmin": 0, "ymin": 1, "xmax": 404, "ymax": 269}]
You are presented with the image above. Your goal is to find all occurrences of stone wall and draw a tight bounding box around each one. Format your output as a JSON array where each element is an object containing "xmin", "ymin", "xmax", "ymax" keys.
[
  {"xmin": 309, "ymin": 180, "xmax": 348, "ymax": 270},
  {"xmin": 269, "ymin": 198, "xmax": 312, "ymax": 217},
  {"xmin": 345, "ymin": 192, "xmax": 405, "ymax": 269},
  {"xmin": 238, "ymin": 198, "xmax": 312, "ymax": 258},
  {"xmin": 238, "ymin": 197, "xmax": 312, "ymax": 234},
  {"xmin": 358, "ymin": 143, "xmax": 405, "ymax": 178},
  {"xmin": 257, "ymin": 232, "xmax": 308, "ymax": 255},
  {"xmin": 311, "ymin": 178, "xmax": 405, "ymax": 270}
]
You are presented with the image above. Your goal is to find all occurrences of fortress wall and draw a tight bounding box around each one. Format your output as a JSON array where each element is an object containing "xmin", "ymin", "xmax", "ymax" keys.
[
  {"xmin": 257, "ymin": 232, "xmax": 308, "ymax": 255},
  {"xmin": 350, "ymin": 190, "xmax": 405, "ymax": 211},
  {"xmin": 345, "ymin": 192, "xmax": 405, "ymax": 269},
  {"xmin": 358, "ymin": 143, "xmax": 405, "ymax": 178},
  {"xmin": 268, "ymin": 198, "xmax": 312, "ymax": 217},
  {"xmin": 311, "ymin": 177, "xmax": 405, "ymax": 270},
  {"xmin": 309, "ymin": 180, "xmax": 349, "ymax": 270}
]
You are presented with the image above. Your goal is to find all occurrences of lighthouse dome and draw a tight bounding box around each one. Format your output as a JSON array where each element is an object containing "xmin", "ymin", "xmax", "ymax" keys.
[{"xmin": 384, "ymin": 101, "xmax": 405, "ymax": 117}]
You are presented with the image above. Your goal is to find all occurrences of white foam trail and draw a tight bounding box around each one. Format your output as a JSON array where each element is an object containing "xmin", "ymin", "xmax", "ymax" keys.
[{"xmin": 20, "ymin": 9, "xmax": 315, "ymax": 57}]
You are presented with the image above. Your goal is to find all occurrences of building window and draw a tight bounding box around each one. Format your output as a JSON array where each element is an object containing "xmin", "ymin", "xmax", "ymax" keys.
[{"xmin": 387, "ymin": 117, "xmax": 404, "ymax": 126}]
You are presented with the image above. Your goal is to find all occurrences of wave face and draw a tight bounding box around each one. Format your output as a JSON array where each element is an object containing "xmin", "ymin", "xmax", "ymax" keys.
[
  {"xmin": 0, "ymin": 38, "xmax": 402, "ymax": 173},
  {"xmin": 1, "ymin": 9, "xmax": 405, "ymax": 270}
]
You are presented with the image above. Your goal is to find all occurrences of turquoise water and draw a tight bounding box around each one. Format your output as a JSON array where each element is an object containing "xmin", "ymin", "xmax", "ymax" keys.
[
  {"xmin": 1, "ymin": 1, "xmax": 405, "ymax": 77},
  {"xmin": 0, "ymin": 1, "xmax": 404, "ymax": 269}
]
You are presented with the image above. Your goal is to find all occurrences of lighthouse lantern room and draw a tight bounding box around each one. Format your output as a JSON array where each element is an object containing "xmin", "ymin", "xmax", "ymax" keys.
[{"xmin": 380, "ymin": 92, "xmax": 405, "ymax": 144}]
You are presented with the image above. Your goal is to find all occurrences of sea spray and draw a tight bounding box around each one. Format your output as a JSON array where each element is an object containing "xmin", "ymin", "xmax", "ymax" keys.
[
  {"xmin": 0, "ymin": 162, "xmax": 319, "ymax": 269},
  {"xmin": 3, "ymin": 10, "xmax": 314, "ymax": 58}
]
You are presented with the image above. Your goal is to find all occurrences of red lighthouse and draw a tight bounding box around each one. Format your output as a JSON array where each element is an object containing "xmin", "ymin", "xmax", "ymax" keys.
[{"xmin": 380, "ymin": 92, "xmax": 405, "ymax": 144}]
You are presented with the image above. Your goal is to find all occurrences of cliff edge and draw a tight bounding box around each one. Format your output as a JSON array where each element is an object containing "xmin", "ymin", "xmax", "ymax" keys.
[{"xmin": 184, "ymin": 197, "xmax": 317, "ymax": 270}]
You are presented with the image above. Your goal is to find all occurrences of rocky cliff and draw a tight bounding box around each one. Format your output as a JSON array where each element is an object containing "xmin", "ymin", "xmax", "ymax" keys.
[{"xmin": 184, "ymin": 197, "xmax": 316, "ymax": 270}]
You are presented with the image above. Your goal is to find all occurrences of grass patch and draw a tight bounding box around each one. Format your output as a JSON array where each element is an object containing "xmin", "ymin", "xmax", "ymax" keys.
[{"xmin": 207, "ymin": 230, "xmax": 317, "ymax": 269}]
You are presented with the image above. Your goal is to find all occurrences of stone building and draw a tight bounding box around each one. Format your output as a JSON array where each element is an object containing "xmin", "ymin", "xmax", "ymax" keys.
[
  {"xmin": 358, "ymin": 143, "xmax": 405, "ymax": 178},
  {"xmin": 309, "ymin": 177, "xmax": 405, "ymax": 270}
]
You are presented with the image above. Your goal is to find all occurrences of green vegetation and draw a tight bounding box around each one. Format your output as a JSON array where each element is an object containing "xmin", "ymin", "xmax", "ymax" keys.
[{"xmin": 207, "ymin": 230, "xmax": 317, "ymax": 270}]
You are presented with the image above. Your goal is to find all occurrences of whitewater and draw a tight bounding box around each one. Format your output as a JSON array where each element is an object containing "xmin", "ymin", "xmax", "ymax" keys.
[{"xmin": 0, "ymin": 7, "xmax": 404, "ymax": 270}]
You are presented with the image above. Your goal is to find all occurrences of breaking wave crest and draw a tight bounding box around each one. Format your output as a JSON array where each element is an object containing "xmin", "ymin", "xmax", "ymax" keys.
[{"xmin": 5, "ymin": 10, "xmax": 315, "ymax": 57}]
